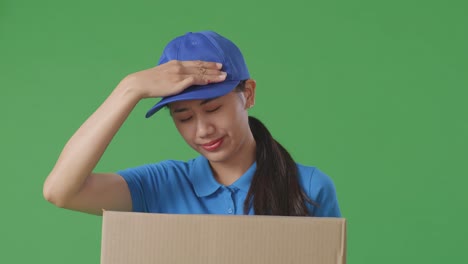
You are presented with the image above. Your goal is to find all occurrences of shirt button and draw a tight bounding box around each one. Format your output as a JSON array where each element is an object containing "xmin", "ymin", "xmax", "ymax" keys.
[{"xmin": 228, "ymin": 208, "xmax": 233, "ymax": 214}]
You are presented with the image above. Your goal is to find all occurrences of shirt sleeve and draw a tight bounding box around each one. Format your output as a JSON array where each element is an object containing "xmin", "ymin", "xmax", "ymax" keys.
[
  {"xmin": 309, "ymin": 167, "xmax": 342, "ymax": 217},
  {"xmin": 116, "ymin": 162, "xmax": 171, "ymax": 213}
]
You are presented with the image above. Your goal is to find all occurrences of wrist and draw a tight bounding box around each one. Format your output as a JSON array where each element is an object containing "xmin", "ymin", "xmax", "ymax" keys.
[{"xmin": 115, "ymin": 75, "xmax": 144, "ymax": 102}]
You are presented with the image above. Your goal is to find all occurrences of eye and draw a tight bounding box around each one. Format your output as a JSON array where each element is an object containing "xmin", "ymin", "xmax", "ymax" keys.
[
  {"xmin": 206, "ymin": 106, "xmax": 221, "ymax": 113},
  {"xmin": 179, "ymin": 116, "xmax": 193, "ymax": 122}
]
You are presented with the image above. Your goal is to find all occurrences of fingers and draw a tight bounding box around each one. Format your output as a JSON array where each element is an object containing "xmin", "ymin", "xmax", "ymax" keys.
[
  {"xmin": 165, "ymin": 60, "xmax": 226, "ymax": 91},
  {"xmin": 183, "ymin": 67, "xmax": 224, "ymax": 76},
  {"xmin": 171, "ymin": 60, "xmax": 226, "ymax": 83},
  {"xmin": 180, "ymin": 72, "xmax": 226, "ymax": 87},
  {"xmin": 180, "ymin": 60, "xmax": 222, "ymax": 69},
  {"xmin": 175, "ymin": 61, "xmax": 224, "ymax": 76},
  {"xmin": 166, "ymin": 60, "xmax": 223, "ymax": 73}
]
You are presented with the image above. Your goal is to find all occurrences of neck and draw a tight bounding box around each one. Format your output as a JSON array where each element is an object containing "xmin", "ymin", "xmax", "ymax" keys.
[{"xmin": 209, "ymin": 133, "xmax": 256, "ymax": 186}]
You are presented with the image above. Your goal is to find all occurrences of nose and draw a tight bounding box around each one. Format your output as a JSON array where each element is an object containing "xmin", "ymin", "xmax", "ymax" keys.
[{"xmin": 195, "ymin": 116, "xmax": 215, "ymax": 138}]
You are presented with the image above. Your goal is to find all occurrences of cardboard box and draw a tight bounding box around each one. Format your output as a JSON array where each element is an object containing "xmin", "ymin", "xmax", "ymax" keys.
[{"xmin": 101, "ymin": 211, "xmax": 346, "ymax": 264}]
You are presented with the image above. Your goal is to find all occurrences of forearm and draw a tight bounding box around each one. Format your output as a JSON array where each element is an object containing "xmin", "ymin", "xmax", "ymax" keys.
[{"xmin": 43, "ymin": 81, "xmax": 140, "ymax": 206}]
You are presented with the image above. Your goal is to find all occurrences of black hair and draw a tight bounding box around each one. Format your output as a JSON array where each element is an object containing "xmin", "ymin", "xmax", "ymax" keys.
[{"xmin": 235, "ymin": 80, "xmax": 317, "ymax": 216}]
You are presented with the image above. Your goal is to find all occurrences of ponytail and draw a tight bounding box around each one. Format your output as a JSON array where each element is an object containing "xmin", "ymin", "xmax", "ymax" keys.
[
  {"xmin": 232, "ymin": 80, "xmax": 316, "ymax": 216},
  {"xmin": 244, "ymin": 116, "xmax": 316, "ymax": 216}
]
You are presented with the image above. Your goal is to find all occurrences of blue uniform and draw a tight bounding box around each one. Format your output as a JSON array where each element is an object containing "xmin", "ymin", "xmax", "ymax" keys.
[{"xmin": 118, "ymin": 155, "xmax": 341, "ymax": 217}]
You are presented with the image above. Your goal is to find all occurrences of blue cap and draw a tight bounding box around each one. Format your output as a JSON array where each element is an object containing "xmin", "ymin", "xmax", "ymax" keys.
[{"xmin": 145, "ymin": 31, "xmax": 250, "ymax": 118}]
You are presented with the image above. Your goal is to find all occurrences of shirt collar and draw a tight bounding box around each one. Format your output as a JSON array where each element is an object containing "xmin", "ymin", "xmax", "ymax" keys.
[
  {"xmin": 190, "ymin": 156, "xmax": 222, "ymax": 197},
  {"xmin": 231, "ymin": 161, "xmax": 257, "ymax": 192},
  {"xmin": 190, "ymin": 156, "xmax": 257, "ymax": 197}
]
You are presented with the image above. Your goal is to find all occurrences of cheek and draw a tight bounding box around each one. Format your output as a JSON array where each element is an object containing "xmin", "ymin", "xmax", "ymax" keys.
[
  {"xmin": 174, "ymin": 123, "xmax": 195, "ymax": 144},
  {"xmin": 223, "ymin": 109, "xmax": 249, "ymax": 137}
]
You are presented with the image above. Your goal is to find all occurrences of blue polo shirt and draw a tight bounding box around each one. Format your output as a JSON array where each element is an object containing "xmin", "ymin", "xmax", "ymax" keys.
[{"xmin": 117, "ymin": 156, "xmax": 341, "ymax": 217}]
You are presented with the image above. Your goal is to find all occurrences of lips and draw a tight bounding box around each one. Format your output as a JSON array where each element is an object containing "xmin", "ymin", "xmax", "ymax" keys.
[{"xmin": 201, "ymin": 137, "xmax": 224, "ymax": 151}]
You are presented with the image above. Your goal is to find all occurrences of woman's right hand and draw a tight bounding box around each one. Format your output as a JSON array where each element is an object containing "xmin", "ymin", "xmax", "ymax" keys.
[{"xmin": 121, "ymin": 60, "xmax": 227, "ymax": 99}]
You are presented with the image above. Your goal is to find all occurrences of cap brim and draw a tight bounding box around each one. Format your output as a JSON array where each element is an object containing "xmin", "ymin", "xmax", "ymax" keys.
[{"xmin": 145, "ymin": 80, "xmax": 240, "ymax": 118}]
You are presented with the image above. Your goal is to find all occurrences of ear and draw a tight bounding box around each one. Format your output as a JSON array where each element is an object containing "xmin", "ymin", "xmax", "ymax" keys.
[{"xmin": 243, "ymin": 79, "xmax": 256, "ymax": 110}]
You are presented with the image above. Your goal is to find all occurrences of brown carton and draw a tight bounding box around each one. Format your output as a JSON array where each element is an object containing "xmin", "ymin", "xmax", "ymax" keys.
[{"xmin": 101, "ymin": 211, "xmax": 346, "ymax": 264}]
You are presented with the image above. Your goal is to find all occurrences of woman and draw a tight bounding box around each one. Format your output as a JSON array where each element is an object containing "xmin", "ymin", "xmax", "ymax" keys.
[{"xmin": 43, "ymin": 31, "xmax": 341, "ymax": 217}]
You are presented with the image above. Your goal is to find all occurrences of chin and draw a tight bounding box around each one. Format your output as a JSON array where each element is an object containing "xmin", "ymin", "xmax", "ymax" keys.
[{"xmin": 198, "ymin": 148, "xmax": 232, "ymax": 163}]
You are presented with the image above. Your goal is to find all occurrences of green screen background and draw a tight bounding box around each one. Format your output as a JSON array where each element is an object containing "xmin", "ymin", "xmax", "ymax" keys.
[{"xmin": 1, "ymin": 0, "xmax": 467, "ymax": 263}]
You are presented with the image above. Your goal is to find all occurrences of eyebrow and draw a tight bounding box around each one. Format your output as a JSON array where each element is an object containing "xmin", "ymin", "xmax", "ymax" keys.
[{"xmin": 172, "ymin": 97, "xmax": 219, "ymax": 113}]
